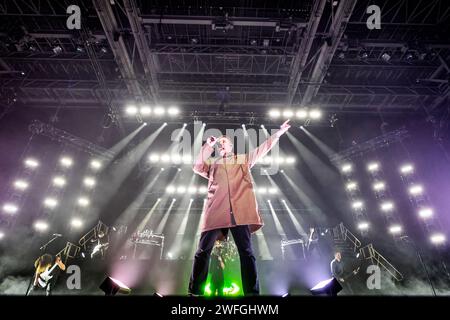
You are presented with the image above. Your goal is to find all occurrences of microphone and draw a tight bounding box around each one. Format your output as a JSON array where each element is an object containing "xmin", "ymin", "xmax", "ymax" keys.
[{"xmin": 53, "ymin": 233, "xmax": 62, "ymax": 237}]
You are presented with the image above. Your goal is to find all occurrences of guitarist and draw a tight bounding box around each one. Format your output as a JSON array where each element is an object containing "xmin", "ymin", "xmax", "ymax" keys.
[
  {"xmin": 330, "ymin": 250, "xmax": 355, "ymax": 294},
  {"xmin": 28, "ymin": 254, "xmax": 66, "ymax": 295}
]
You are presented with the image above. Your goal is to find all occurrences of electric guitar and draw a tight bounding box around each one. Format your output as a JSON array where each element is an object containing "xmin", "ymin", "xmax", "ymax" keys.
[{"xmin": 37, "ymin": 263, "xmax": 59, "ymax": 288}]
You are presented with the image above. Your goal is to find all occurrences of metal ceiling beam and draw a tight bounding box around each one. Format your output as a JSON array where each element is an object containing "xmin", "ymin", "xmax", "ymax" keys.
[
  {"xmin": 287, "ymin": 0, "xmax": 327, "ymax": 105},
  {"xmin": 300, "ymin": 0, "xmax": 358, "ymax": 106},
  {"xmin": 93, "ymin": 0, "xmax": 143, "ymax": 100},
  {"xmin": 124, "ymin": 0, "xmax": 159, "ymax": 102}
]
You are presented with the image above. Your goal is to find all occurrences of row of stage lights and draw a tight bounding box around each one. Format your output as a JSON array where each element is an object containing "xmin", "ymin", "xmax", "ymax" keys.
[
  {"xmin": 268, "ymin": 108, "xmax": 322, "ymax": 120},
  {"xmin": 341, "ymin": 161, "xmax": 445, "ymax": 245},
  {"xmin": 165, "ymin": 185, "xmax": 278, "ymax": 195},
  {"xmin": 125, "ymin": 105, "xmax": 180, "ymax": 117},
  {"xmin": 2, "ymin": 156, "xmax": 103, "ymax": 216},
  {"xmin": 148, "ymin": 153, "xmax": 296, "ymax": 165}
]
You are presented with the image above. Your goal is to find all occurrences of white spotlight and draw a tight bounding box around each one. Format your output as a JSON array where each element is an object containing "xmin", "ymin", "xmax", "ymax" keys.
[
  {"xmin": 52, "ymin": 176, "xmax": 66, "ymax": 187},
  {"xmin": 389, "ymin": 224, "xmax": 402, "ymax": 234},
  {"xmin": 71, "ymin": 218, "xmax": 84, "ymax": 228},
  {"xmin": 177, "ymin": 186, "xmax": 186, "ymax": 194},
  {"xmin": 430, "ymin": 233, "xmax": 446, "ymax": 245},
  {"xmin": 380, "ymin": 201, "xmax": 394, "ymax": 212},
  {"xmin": 346, "ymin": 181, "xmax": 357, "ymax": 191},
  {"xmin": 140, "ymin": 105, "xmax": 152, "ymax": 116},
  {"xmin": 60, "ymin": 156, "xmax": 73, "ymax": 168},
  {"xmin": 77, "ymin": 197, "xmax": 90, "ymax": 207},
  {"xmin": 149, "ymin": 153, "xmax": 160, "ymax": 163},
  {"xmin": 357, "ymin": 222, "xmax": 369, "ymax": 230},
  {"xmin": 373, "ymin": 181, "xmax": 385, "ymax": 191},
  {"xmin": 171, "ymin": 154, "xmax": 181, "ymax": 164},
  {"xmin": 168, "ymin": 107, "xmax": 179, "ymax": 116},
  {"xmin": 352, "ymin": 200, "xmax": 364, "ymax": 210},
  {"xmin": 268, "ymin": 109, "xmax": 281, "ymax": 118},
  {"xmin": 261, "ymin": 124, "xmax": 265, "ymax": 129},
  {"xmin": 258, "ymin": 187, "xmax": 268, "ymax": 194},
  {"xmin": 0, "ymin": 232, "xmax": 4, "ymax": 240},
  {"xmin": 153, "ymin": 106, "xmax": 165, "ymax": 116},
  {"xmin": 14, "ymin": 179, "xmax": 29, "ymax": 190},
  {"xmin": 286, "ymin": 157, "xmax": 296, "ymax": 164},
  {"xmin": 34, "ymin": 220, "xmax": 49, "ymax": 232},
  {"xmin": 367, "ymin": 162, "xmax": 380, "ymax": 172},
  {"xmin": 198, "ymin": 186, "xmax": 208, "ymax": 194},
  {"xmin": 282, "ymin": 110, "xmax": 294, "ymax": 118},
  {"xmin": 160, "ymin": 154, "xmax": 171, "ymax": 163},
  {"xmin": 182, "ymin": 155, "xmax": 192, "ymax": 164},
  {"xmin": 24, "ymin": 158, "xmax": 39, "ymax": 169},
  {"xmin": 166, "ymin": 185, "xmax": 176, "ymax": 194},
  {"xmin": 188, "ymin": 186, "xmax": 198, "ymax": 194},
  {"xmin": 268, "ymin": 188, "xmax": 278, "ymax": 194},
  {"xmin": 2, "ymin": 203, "xmax": 18, "ymax": 215},
  {"xmin": 418, "ymin": 208, "xmax": 433, "ymax": 219},
  {"xmin": 43, "ymin": 197, "xmax": 58, "ymax": 208},
  {"xmin": 341, "ymin": 163, "xmax": 352, "ymax": 173},
  {"xmin": 90, "ymin": 160, "xmax": 102, "ymax": 170},
  {"xmin": 400, "ymin": 164, "xmax": 414, "ymax": 175},
  {"xmin": 409, "ymin": 184, "xmax": 423, "ymax": 196},
  {"xmin": 83, "ymin": 177, "xmax": 96, "ymax": 188},
  {"xmin": 309, "ymin": 109, "xmax": 322, "ymax": 119},
  {"xmin": 125, "ymin": 105, "xmax": 138, "ymax": 115},
  {"xmin": 296, "ymin": 109, "xmax": 308, "ymax": 119}
]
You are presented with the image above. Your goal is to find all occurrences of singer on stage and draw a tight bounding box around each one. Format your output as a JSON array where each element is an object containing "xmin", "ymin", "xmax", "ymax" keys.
[{"xmin": 188, "ymin": 120, "xmax": 291, "ymax": 296}]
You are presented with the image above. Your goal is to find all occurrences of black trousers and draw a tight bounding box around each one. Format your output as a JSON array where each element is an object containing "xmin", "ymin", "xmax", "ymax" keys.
[{"xmin": 189, "ymin": 225, "xmax": 259, "ymax": 295}]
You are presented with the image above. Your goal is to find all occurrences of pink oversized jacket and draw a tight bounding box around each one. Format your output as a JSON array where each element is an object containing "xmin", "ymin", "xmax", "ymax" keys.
[{"xmin": 193, "ymin": 133, "xmax": 280, "ymax": 234}]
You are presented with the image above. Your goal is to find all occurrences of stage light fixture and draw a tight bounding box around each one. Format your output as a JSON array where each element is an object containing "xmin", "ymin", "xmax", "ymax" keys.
[
  {"xmin": 34, "ymin": 220, "xmax": 49, "ymax": 232},
  {"xmin": 268, "ymin": 109, "xmax": 281, "ymax": 118},
  {"xmin": 367, "ymin": 162, "xmax": 380, "ymax": 172},
  {"xmin": 296, "ymin": 109, "xmax": 308, "ymax": 119},
  {"xmin": 346, "ymin": 181, "xmax": 357, "ymax": 191},
  {"xmin": 52, "ymin": 176, "xmax": 66, "ymax": 187},
  {"xmin": 99, "ymin": 277, "xmax": 131, "ymax": 296},
  {"xmin": 430, "ymin": 233, "xmax": 446, "ymax": 245},
  {"xmin": 182, "ymin": 155, "xmax": 192, "ymax": 164},
  {"xmin": 188, "ymin": 186, "xmax": 197, "ymax": 194},
  {"xmin": 140, "ymin": 105, "xmax": 152, "ymax": 116},
  {"xmin": 149, "ymin": 153, "xmax": 160, "ymax": 163},
  {"xmin": 60, "ymin": 156, "xmax": 73, "ymax": 168},
  {"xmin": 71, "ymin": 218, "xmax": 83, "ymax": 228},
  {"xmin": 166, "ymin": 186, "xmax": 176, "ymax": 194},
  {"xmin": 77, "ymin": 197, "xmax": 90, "ymax": 207},
  {"xmin": 2, "ymin": 203, "xmax": 18, "ymax": 214},
  {"xmin": 177, "ymin": 186, "xmax": 186, "ymax": 194},
  {"xmin": 0, "ymin": 232, "xmax": 4, "ymax": 240},
  {"xmin": 286, "ymin": 157, "xmax": 296, "ymax": 164},
  {"xmin": 171, "ymin": 155, "xmax": 181, "ymax": 164},
  {"xmin": 409, "ymin": 184, "xmax": 423, "ymax": 196},
  {"xmin": 418, "ymin": 208, "xmax": 433, "ymax": 219},
  {"xmin": 352, "ymin": 200, "xmax": 363, "ymax": 210},
  {"xmin": 198, "ymin": 186, "xmax": 208, "ymax": 194},
  {"xmin": 373, "ymin": 181, "xmax": 385, "ymax": 191},
  {"xmin": 310, "ymin": 278, "xmax": 342, "ymax": 296},
  {"xmin": 389, "ymin": 224, "xmax": 402, "ymax": 234},
  {"xmin": 309, "ymin": 109, "xmax": 322, "ymax": 119},
  {"xmin": 283, "ymin": 110, "xmax": 294, "ymax": 118},
  {"xmin": 341, "ymin": 164, "xmax": 352, "ymax": 173},
  {"xmin": 13, "ymin": 179, "xmax": 29, "ymax": 190},
  {"xmin": 400, "ymin": 164, "xmax": 414, "ymax": 175},
  {"xmin": 125, "ymin": 105, "xmax": 138, "ymax": 115},
  {"xmin": 380, "ymin": 201, "xmax": 394, "ymax": 212},
  {"xmin": 161, "ymin": 154, "xmax": 171, "ymax": 163},
  {"xmin": 357, "ymin": 221, "xmax": 369, "ymax": 230},
  {"xmin": 168, "ymin": 107, "xmax": 179, "ymax": 116},
  {"xmin": 43, "ymin": 197, "xmax": 58, "ymax": 208},
  {"xmin": 258, "ymin": 187, "xmax": 268, "ymax": 194},
  {"xmin": 24, "ymin": 158, "xmax": 39, "ymax": 168},
  {"xmin": 268, "ymin": 188, "xmax": 278, "ymax": 194},
  {"xmin": 153, "ymin": 106, "xmax": 165, "ymax": 116},
  {"xmin": 381, "ymin": 52, "xmax": 391, "ymax": 62},
  {"xmin": 90, "ymin": 160, "xmax": 102, "ymax": 170},
  {"xmin": 83, "ymin": 177, "xmax": 96, "ymax": 188}
]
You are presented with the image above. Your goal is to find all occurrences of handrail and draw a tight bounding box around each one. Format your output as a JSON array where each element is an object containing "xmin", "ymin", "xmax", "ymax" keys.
[{"xmin": 360, "ymin": 244, "xmax": 403, "ymax": 281}]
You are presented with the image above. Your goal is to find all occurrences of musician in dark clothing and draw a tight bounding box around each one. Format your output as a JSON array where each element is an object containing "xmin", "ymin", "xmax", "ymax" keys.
[
  {"xmin": 330, "ymin": 251, "xmax": 344, "ymax": 282},
  {"xmin": 209, "ymin": 241, "xmax": 225, "ymax": 296}
]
